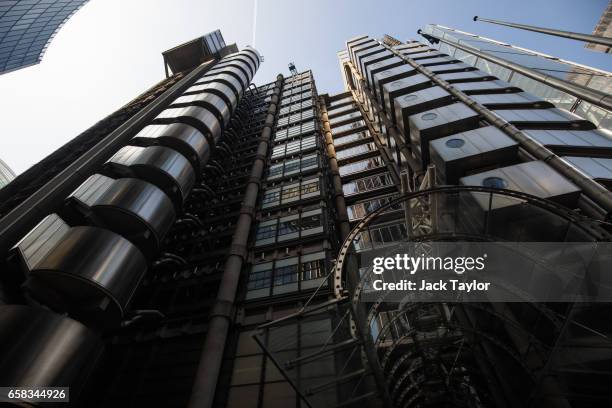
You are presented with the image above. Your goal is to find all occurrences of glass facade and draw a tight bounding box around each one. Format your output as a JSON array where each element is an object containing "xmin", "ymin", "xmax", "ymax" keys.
[
  {"xmin": 0, "ymin": 158, "xmax": 15, "ymax": 189},
  {"xmin": 0, "ymin": 0, "xmax": 89, "ymax": 74},
  {"xmin": 423, "ymin": 24, "xmax": 612, "ymax": 129}
]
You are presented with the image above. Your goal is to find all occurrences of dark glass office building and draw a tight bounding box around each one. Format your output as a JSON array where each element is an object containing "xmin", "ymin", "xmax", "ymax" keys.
[
  {"xmin": 1, "ymin": 24, "xmax": 612, "ymax": 408},
  {"xmin": 0, "ymin": 0, "xmax": 89, "ymax": 75}
]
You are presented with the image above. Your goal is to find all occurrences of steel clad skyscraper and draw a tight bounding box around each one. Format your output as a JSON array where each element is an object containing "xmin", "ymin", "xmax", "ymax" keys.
[{"xmin": 1, "ymin": 17, "xmax": 612, "ymax": 408}]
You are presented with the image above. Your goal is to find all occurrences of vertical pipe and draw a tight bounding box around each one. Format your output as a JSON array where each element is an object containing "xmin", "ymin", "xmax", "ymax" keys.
[
  {"xmin": 187, "ymin": 74, "xmax": 284, "ymax": 408},
  {"xmin": 318, "ymin": 96, "xmax": 351, "ymax": 240}
]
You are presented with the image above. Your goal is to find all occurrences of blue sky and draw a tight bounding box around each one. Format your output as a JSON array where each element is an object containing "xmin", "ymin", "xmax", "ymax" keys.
[{"xmin": 0, "ymin": 0, "xmax": 610, "ymax": 174}]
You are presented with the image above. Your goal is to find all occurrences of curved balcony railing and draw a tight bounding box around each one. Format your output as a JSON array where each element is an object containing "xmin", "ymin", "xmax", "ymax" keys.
[{"xmin": 334, "ymin": 186, "xmax": 611, "ymax": 407}]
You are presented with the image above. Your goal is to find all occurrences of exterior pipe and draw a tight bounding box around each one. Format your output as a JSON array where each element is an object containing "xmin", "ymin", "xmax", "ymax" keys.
[
  {"xmin": 380, "ymin": 37, "xmax": 612, "ymax": 219},
  {"xmin": 417, "ymin": 30, "xmax": 612, "ymax": 112},
  {"xmin": 0, "ymin": 59, "xmax": 218, "ymax": 256},
  {"xmin": 474, "ymin": 16, "xmax": 612, "ymax": 48},
  {"xmin": 319, "ymin": 96, "xmax": 352, "ymax": 240},
  {"xmin": 187, "ymin": 74, "xmax": 284, "ymax": 408}
]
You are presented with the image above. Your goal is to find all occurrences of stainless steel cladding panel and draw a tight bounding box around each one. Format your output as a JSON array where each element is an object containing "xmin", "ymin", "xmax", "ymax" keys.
[
  {"xmin": 372, "ymin": 64, "xmax": 417, "ymax": 99},
  {"xmin": 402, "ymin": 50, "xmax": 445, "ymax": 60},
  {"xmin": 563, "ymin": 156, "xmax": 612, "ymax": 187},
  {"xmin": 196, "ymin": 73, "xmax": 242, "ymax": 99},
  {"xmin": 522, "ymin": 128, "xmax": 612, "ymax": 155},
  {"xmin": 348, "ymin": 39, "xmax": 377, "ymax": 65},
  {"xmin": 460, "ymin": 160, "xmax": 581, "ymax": 209},
  {"xmin": 11, "ymin": 213, "xmax": 69, "ymax": 272},
  {"xmin": 429, "ymin": 126, "xmax": 519, "ymax": 184},
  {"xmin": 408, "ymin": 102, "xmax": 480, "ymax": 166},
  {"xmin": 494, "ymin": 108, "xmax": 597, "ymax": 130},
  {"xmin": 453, "ymin": 80, "xmax": 522, "ymax": 95},
  {"xmin": 364, "ymin": 56, "xmax": 403, "ymax": 87},
  {"xmin": 183, "ymin": 81, "xmax": 237, "ymax": 109},
  {"xmin": 392, "ymin": 42, "xmax": 427, "ymax": 51},
  {"xmin": 358, "ymin": 49, "xmax": 393, "ymax": 78},
  {"xmin": 0, "ymin": 306, "xmax": 103, "ymax": 395},
  {"xmin": 423, "ymin": 62, "xmax": 477, "ymax": 74},
  {"xmin": 14, "ymin": 217, "xmax": 147, "ymax": 327},
  {"xmin": 67, "ymin": 174, "xmax": 176, "ymax": 258},
  {"xmin": 132, "ymin": 123, "xmax": 210, "ymax": 172},
  {"xmin": 211, "ymin": 59, "xmax": 253, "ymax": 84},
  {"xmin": 471, "ymin": 92, "xmax": 553, "ymax": 109},
  {"xmin": 381, "ymin": 73, "xmax": 433, "ymax": 113},
  {"xmin": 243, "ymin": 46, "xmax": 262, "ymax": 70},
  {"xmin": 220, "ymin": 54, "xmax": 255, "ymax": 78},
  {"xmin": 394, "ymin": 44, "xmax": 431, "ymax": 55},
  {"xmin": 155, "ymin": 105, "xmax": 222, "ymax": 144},
  {"xmin": 394, "ymin": 86, "xmax": 453, "ymax": 129},
  {"xmin": 206, "ymin": 65, "xmax": 248, "ymax": 89},
  {"xmin": 437, "ymin": 71, "xmax": 497, "ymax": 83},
  {"xmin": 171, "ymin": 92, "xmax": 231, "ymax": 128},
  {"xmin": 417, "ymin": 56, "xmax": 461, "ymax": 67},
  {"xmin": 105, "ymin": 145, "xmax": 196, "ymax": 209}
]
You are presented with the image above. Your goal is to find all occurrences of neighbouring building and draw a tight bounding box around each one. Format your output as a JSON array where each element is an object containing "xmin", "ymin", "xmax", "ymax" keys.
[
  {"xmin": 0, "ymin": 0, "xmax": 90, "ymax": 75},
  {"xmin": 586, "ymin": 0, "xmax": 612, "ymax": 54}
]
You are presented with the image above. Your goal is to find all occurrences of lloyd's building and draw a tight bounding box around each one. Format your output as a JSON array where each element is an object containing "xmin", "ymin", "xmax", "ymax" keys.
[{"xmin": 0, "ymin": 14, "xmax": 612, "ymax": 408}]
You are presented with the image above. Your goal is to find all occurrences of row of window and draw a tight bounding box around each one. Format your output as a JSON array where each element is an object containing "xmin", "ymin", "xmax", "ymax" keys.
[
  {"xmin": 247, "ymin": 252, "xmax": 326, "ymax": 293},
  {"xmin": 273, "ymin": 120, "xmax": 315, "ymax": 142},
  {"xmin": 332, "ymin": 119, "xmax": 366, "ymax": 135},
  {"xmin": 339, "ymin": 156, "xmax": 384, "ymax": 177},
  {"xmin": 335, "ymin": 141, "xmax": 377, "ymax": 161},
  {"xmin": 267, "ymin": 153, "xmax": 318, "ymax": 180},
  {"xmin": 329, "ymin": 111, "xmax": 362, "ymax": 127},
  {"xmin": 328, "ymin": 95, "xmax": 353, "ymax": 107},
  {"xmin": 278, "ymin": 99, "xmax": 313, "ymax": 116},
  {"xmin": 353, "ymin": 221, "xmax": 408, "ymax": 251},
  {"xmin": 271, "ymin": 135, "xmax": 317, "ymax": 159},
  {"xmin": 347, "ymin": 195, "xmax": 401, "ymax": 221},
  {"xmin": 334, "ymin": 129, "xmax": 371, "ymax": 146},
  {"xmin": 255, "ymin": 208, "xmax": 323, "ymax": 246},
  {"xmin": 281, "ymin": 91, "xmax": 313, "ymax": 105},
  {"xmin": 327, "ymin": 102, "xmax": 357, "ymax": 118},
  {"xmin": 342, "ymin": 172, "xmax": 394, "ymax": 196},
  {"xmin": 276, "ymin": 108, "xmax": 314, "ymax": 128},
  {"xmin": 262, "ymin": 177, "xmax": 321, "ymax": 209}
]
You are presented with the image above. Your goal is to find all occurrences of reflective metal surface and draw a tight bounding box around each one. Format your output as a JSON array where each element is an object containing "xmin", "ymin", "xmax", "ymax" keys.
[
  {"xmin": 523, "ymin": 128, "xmax": 612, "ymax": 155},
  {"xmin": 358, "ymin": 49, "xmax": 393, "ymax": 79},
  {"xmin": 66, "ymin": 174, "xmax": 176, "ymax": 258},
  {"xmin": 364, "ymin": 56, "xmax": 403, "ymax": 87},
  {"xmin": 105, "ymin": 145, "xmax": 196, "ymax": 208},
  {"xmin": 205, "ymin": 65, "xmax": 248, "ymax": 90},
  {"xmin": 155, "ymin": 105, "xmax": 222, "ymax": 144},
  {"xmin": 393, "ymin": 86, "xmax": 453, "ymax": 128},
  {"xmin": 407, "ymin": 102, "xmax": 480, "ymax": 165},
  {"xmin": 471, "ymin": 92, "xmax": 553, "ymax": 109},
  {"xmin": 182, "ymin": 81, "xmax": 237, "ymax": 110},
  {"xmin": 381, "ymin": 73, "xmax": 433, "ymax": 113},
  {"xmin": 460, "ymin": 160, "xmax": 581, "ymax": 209},
  {"xmin": 423, "ymin": 61, "xmax": 477, "ymax": 74},
  {"xmin": 563, "ymin": 156, "xmax": 612, "ymax": 185},
  {"xmin": 195, "ymin": 73, "xmax": 242, "ymax": 100},
  {"xmin": 437, "ymin": 70, "xmax": 497, "ymax": 83},
  {"xmin": 0, "ymin": 305, "xmax": 103, "ymax": 396},
  {"xmin": 495, "ymin": 108, "xmax": 597, "ymax": 130},
  {"xmin": 429, "ymin": 126, "xmax": 519, "ymax": 183},
  {"xmin": 372, "ymin": 64, "xmax": 418, "ymax": 99},
  {"xmin": 17, "ymin": 219, "xmax": 147, "ymax": 327},
  {"xmin": 209, "ymin": 61, "xmax": 252, "ymax": 86},
  {"xmin": 172, "ymin": 92, "xmax": 231, "ymax": 128},
  {"xmin": 220, "ymin": 54, "xmax": 255, "ymax": 78},
  {"xmin": 132, "ymin": 123, "xmax": 211, "ymax": 172},
  {"xmin": 453, "ymin": 79, "xmax": 522, "ymax": 94}
]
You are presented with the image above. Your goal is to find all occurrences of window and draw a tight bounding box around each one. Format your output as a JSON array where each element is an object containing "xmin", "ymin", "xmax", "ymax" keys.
[
  {"xmin": 274, "ymin": 265, "xmax": 299, "ymax": 286},
  {"xmin": 255, "ymin": 224, "xmax": 276, "ymax": 240},
  {"xmin": 278, "ymin": 219, "xmax": 299, "ymax": 236},
  {"xmin": 336, "ymin": 142, "xmax": 377, "ymax": 160},
  {"xmin": 300, "ymin": 213, "xmax": 321, "ymax": 232},
  {"xmin": 281, "ymin": 185, "xmax": 300, "ymax": 201},
  {"xmin": 262, "ymin": 189, "xmax": 280, "ymax": 204},
  {"xmin": 301, "ymin": 180, "xmax": 320, "ymax": 195},
  {"xmin": 339, "ymin": 157, "xmax": 384, "ymax": 176},
  {"xmin": 301, "ymin": 260, "xmax": 323, "ymax": 281},
  {"xmin": 248, "ymin": 265, "xmax": 273, "ymax": 290}
]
